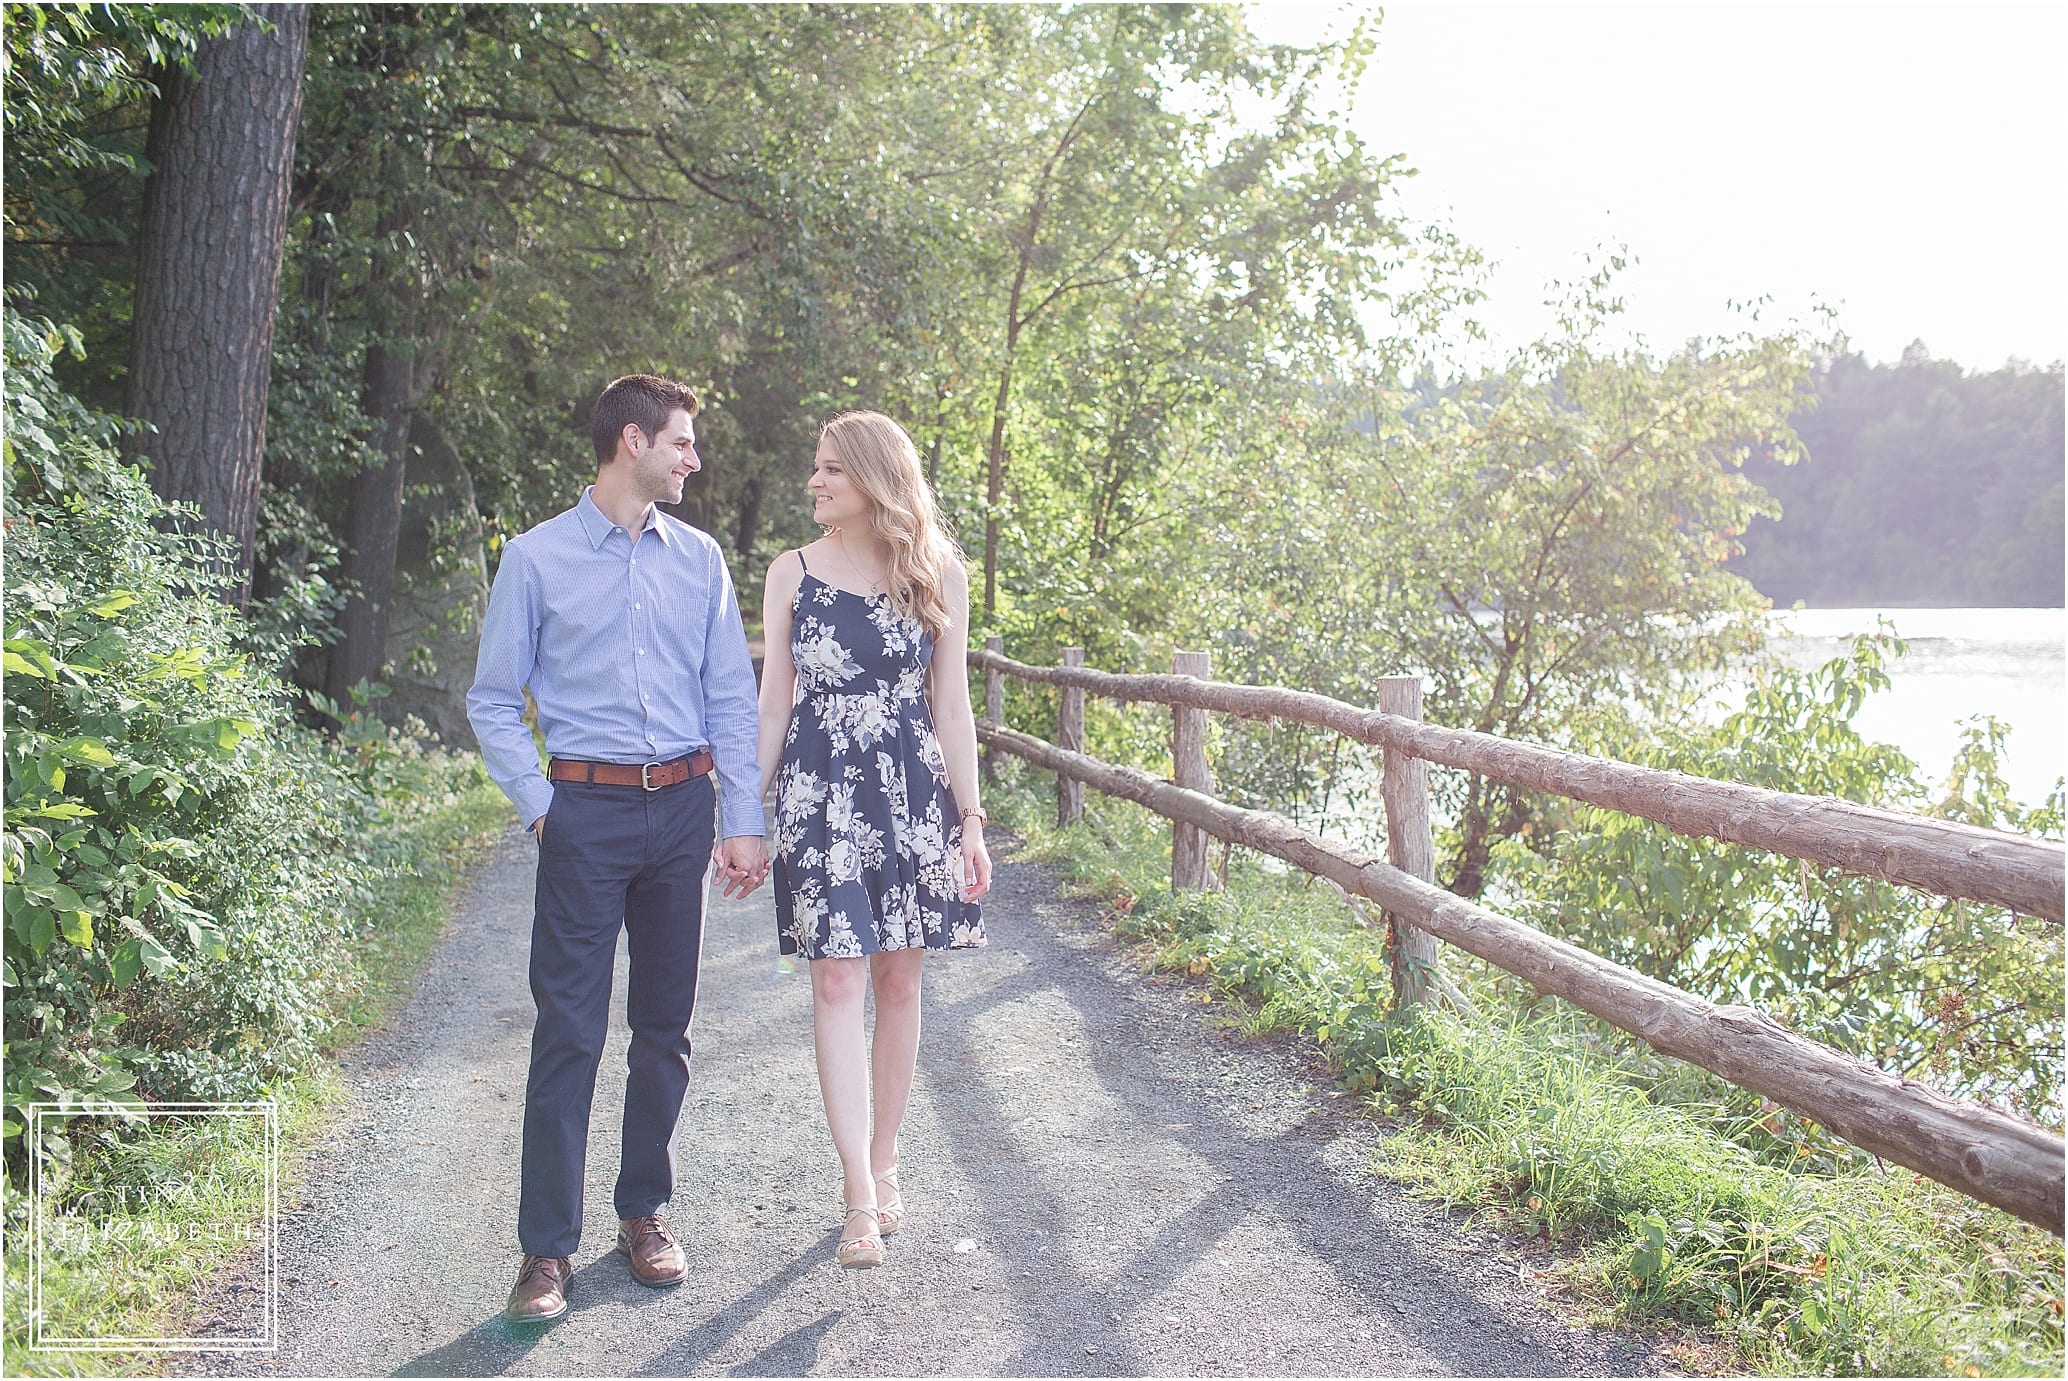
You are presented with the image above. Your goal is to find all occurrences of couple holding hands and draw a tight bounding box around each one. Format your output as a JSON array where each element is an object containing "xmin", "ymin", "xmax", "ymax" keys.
[{"xmin": 466, "ymin": 374, "xmax": 992, "ymax": 1321}]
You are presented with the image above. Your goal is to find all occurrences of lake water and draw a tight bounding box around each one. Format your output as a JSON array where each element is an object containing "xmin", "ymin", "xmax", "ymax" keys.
[{"xmin": 1748, "ymin": 607, "xmax": 2064, "ymax": 807}]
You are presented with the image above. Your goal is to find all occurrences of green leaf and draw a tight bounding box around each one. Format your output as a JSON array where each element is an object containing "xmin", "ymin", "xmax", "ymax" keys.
[
  {"xmin": 58, "ymin": 911, "xmax": 92, "ymax": 946},
  {"xmin": 59, "ymin": 737, "xmax": 115, "ymax": 766},
  {"xmin": 85, "ymin": 591, "xmax": 139, "ymax": 618},
  {"xmin": 138, "ymin": 935, "xmax": 176, "ymax": 978},
  {"xmin": 3, "ymin": 639, "xmax": 58, "ymax": 678},
  {"xmin": 110, "ymin": 939, "xmax": 141, "ymax": 988},
  {"xmin": 185, "ymin": 918, "xmax": 227, "ymax": 961}
]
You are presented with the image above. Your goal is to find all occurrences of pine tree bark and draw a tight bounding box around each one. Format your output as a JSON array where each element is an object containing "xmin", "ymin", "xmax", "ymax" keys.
[
  {"xmin": 127, "ymin": 5, "xmax": 309, "ymax": 606},
  {"xmin": 323, "ymin": 333, "xmax": 416, "ymax": 708},
  {"xmin": 321, "ymin": 23, "xmax": 444, "ymax": 717}
]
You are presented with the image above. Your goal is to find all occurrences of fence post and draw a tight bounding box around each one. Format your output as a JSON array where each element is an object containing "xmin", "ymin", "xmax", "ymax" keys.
[
  {"xmin": 1378, "ymin": 674, "xmax": 1440, "ymax": 1008},
  {"xmin": 1057, "ymin": 647, "xmax": 1085, "ymax": 826},
  {"xmin": 981, "ymin": 634, "xmax": 1004, "ymax": 781},
  {"xmin": 1171, "ymin": 649, "xmax": 1212, "ymax": 891}
]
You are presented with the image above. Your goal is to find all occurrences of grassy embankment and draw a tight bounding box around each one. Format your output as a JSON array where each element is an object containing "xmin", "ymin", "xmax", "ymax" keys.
[
  {"xmin": 988, "ymin": 768, "xmax": 2065, "ymax": 1378},
  {"xmin": 1, "ymin": 758, "xmax": 509, "ymax": 1377}
]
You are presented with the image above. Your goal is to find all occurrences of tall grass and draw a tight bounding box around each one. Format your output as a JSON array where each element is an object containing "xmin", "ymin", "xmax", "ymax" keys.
[{"xmin": 994, "ymin": 771, "xmax": 2065, "ymax": 1377}]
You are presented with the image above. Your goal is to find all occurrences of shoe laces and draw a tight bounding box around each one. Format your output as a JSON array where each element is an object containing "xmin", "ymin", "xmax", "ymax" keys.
[
  {"xmin": 623, "ymin": 1214, "xmax": 672, "ymax": 1250},
  {"xmin": 518, "ymin": 1253, "xmax": 566, "ymax": 1287}
]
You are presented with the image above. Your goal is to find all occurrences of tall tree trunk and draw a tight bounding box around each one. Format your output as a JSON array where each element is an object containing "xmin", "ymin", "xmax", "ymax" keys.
[
  {"xmin": 324, "ymin": 334, "xmax": 415, "ymax": 707},
  {"xmin": 979, "ymin": 93, "xmax": 1094, "ymax": 618},
  {"xmin": 255, "ymin": 174, "xmax": 351, "ymax": 617},
  {"xmin": 1445, "ymin": 779, "xmax": 1528, "ymax": 900},
  {"xmin": 321, "ymin": 156, "xmax": 431, "ymax": 709},
  {"xmin": 980, "ymin": 340, "xmax": 1017, "ymax": 618},
  {"xmin": 127, "ymin": 5, "xmax": 309, "ymax": 606},
  {"xmin": 733, "ymin": 476, "xmax": 764, "ymax": 567}
]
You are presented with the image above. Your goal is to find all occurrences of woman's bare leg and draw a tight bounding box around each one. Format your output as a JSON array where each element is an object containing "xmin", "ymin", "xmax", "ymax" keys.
[
  {"xmin": 809, "ymin": 956, "xmax": 876, "ymax": 1217},
  {"xmin": 867, "ymin": 948, "xmax": 924, "ymax": 1176}
]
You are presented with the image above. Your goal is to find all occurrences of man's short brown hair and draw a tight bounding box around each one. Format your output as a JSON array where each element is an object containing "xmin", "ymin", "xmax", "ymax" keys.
[{"xmin": 591, "ymin": 374, "xmax": 700, "ymax": 464}]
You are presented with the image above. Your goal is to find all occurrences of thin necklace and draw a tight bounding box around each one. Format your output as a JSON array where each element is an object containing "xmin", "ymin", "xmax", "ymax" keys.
[{"xmin": 833, "ymin": 530, "xmax": 890, "ymax": 593}]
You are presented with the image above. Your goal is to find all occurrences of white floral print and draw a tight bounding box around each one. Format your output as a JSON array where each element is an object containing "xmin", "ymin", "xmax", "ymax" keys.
[{"xmin": 792, "ymin": 616, "xmax": 863, "ymax": 689}]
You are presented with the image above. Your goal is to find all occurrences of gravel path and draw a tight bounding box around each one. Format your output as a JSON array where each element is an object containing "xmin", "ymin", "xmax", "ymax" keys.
[{"xmin": 185, "ymin": 825, "xmax": 1666, "ymax": 1377}]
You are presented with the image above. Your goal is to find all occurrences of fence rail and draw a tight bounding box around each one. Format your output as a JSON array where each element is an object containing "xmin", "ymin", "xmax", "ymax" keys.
[
  {"xmin": 971, "ymin": 642, "xmax": 2066, "ymax": 1236},
  {"xmin": 971, "ymin": 647, "xmax": 2064, "ymax": 921}
]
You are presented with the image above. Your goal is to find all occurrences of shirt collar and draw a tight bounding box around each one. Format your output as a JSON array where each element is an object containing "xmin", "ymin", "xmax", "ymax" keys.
[{"xmin": 576, "ymin": 487, "xmax": 674, "ymax": 550}]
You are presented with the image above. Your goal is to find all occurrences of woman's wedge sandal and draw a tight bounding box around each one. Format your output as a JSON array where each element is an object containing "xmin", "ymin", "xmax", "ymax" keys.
[
  {"xmin": 835, "ymin": 1205, "xmax": 885, "ymax": 1269},
  {"xmin": 873, "ymin": 1164, "xmax": 905, "ymax": 1236}
]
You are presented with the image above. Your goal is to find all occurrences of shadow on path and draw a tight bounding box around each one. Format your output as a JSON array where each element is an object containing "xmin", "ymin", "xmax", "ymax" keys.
[{"xmin": 906, "ymin": 930, "xmax": 1630, "ymax": 1377}]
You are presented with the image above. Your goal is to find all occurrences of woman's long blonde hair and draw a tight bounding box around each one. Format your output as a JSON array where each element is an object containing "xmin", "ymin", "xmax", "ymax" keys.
[{"xmin": 818, "ymin": 410, "xmax": 964, "ymax": 639}]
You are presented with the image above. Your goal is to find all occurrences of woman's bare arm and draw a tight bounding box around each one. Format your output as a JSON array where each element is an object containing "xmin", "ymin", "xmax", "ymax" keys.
[
  {"xmin": 927, "ymin": 561, "xmax": 991, "ymax": 899},
  {"xmin": 757, "ymin": 550, "xmax": 805, "ymax": 803}
]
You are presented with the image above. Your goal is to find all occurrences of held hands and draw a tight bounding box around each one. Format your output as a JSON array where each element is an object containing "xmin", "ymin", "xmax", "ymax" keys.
[
  {"xmin": 538, "ymin": 814, "xmax": 768, "ymax": 898},
  {"xmin": 717, "ymin": 834, "xmax": 771, "ymax": 899}
]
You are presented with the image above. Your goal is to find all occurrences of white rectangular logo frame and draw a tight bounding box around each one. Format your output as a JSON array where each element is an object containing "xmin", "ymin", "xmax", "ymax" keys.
[{"xmin": 27, "ymin": 1101, "xmax": 278, "ymax": 1353}]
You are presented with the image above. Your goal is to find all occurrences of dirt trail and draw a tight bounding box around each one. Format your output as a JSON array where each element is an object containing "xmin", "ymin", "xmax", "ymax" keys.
[{"xmin": 186, "ymin": 826, "xmax": 1664, "ymax": 1377}]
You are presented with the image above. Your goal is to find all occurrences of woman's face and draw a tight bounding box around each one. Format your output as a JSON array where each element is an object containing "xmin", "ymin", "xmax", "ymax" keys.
[{"xmin": 808, "ymin": 439, "xmax": 870, "ymax": 529}]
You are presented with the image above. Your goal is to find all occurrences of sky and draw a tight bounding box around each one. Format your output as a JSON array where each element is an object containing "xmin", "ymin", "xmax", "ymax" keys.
[{"xmin": 1245, "ymin": 1, "xmax": 2066, "ymax": 372}]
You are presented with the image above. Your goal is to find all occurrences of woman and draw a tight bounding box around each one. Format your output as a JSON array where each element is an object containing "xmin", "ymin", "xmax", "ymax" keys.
[{"xmin": 756, "ymin": 409, "xmax": 992, "ymax": 1270}]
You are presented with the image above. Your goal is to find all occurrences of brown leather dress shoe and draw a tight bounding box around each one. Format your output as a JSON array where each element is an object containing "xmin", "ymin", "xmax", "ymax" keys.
[
  {"xmin": 617, "ymin": 1213, "xmax": 688, "ymax": 1287},
  {"xmin": 507, "ymin": 1253, "xmax": 572, "ymax": 1321}
]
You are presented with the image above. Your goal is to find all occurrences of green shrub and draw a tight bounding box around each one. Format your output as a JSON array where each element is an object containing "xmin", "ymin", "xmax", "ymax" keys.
[{"xmin": 1, "ymin": 309, "xmax": 485, "ymax": 1171}]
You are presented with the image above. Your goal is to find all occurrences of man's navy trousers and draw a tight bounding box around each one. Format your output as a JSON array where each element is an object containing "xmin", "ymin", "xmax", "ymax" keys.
[{"xmin": 519, "ymin": 771, "xmax": 715, "ymax": 1258}]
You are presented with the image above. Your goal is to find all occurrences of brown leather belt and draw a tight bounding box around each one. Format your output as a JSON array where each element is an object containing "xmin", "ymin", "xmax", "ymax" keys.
[{"xmin": 547, "ymin": 751, "xmax": 714, "ymax": 791}]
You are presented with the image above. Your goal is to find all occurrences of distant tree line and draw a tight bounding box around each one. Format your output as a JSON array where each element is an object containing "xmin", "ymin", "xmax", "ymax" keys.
[{"xmin": 1733, "ymin": 344, "xmax": 2064, "ymax": 608}]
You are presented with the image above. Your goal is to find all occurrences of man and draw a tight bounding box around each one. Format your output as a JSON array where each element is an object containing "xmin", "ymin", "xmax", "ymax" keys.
[{"xmin": 467, "ymin": 374, "xmax": 769, "ymax": 1322}]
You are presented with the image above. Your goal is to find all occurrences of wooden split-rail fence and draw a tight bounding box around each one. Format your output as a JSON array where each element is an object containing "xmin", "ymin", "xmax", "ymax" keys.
[{"xmin": 970, "ymin": 639, "xmax": 2067, "ymax": 1237}]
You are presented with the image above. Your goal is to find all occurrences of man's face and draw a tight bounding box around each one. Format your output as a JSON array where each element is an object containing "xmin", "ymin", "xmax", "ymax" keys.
[{"xmin": 626, "ymin": 409, "xmax": 699, "ymax": 504}]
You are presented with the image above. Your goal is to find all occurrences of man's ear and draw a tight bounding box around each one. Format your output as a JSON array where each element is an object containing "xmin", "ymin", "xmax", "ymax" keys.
[{"xmin": 621, "ymin": 423, "xmax": 646, "ymax": 457}]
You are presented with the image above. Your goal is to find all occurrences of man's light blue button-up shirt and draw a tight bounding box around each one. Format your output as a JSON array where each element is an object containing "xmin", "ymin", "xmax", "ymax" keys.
[{"xmin": 466, "ymin": 488, "xmax": 765, "ymax": 839}]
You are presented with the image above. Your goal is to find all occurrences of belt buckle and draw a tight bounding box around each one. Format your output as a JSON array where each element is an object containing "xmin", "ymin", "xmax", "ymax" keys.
[{"xmin": 641, "ymin": 761, "xmax": 664, "ymax": 792}]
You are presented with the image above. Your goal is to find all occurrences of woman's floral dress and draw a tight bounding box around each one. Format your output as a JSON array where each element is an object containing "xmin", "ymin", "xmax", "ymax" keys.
[{"xmin": 772, "ymin": 554, "xmax": 985, "ymax": 958}]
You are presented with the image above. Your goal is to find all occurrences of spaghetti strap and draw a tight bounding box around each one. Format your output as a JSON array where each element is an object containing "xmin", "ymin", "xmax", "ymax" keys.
[{"xmin": 795, "ymin": 548, "xmax": 810, "ymax": 574}]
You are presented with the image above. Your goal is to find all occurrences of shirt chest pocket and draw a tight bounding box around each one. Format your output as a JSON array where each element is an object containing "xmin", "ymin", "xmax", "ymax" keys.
[{"xmin": 641, "ymin": 585, "xmax": 710, "ymax": 661}]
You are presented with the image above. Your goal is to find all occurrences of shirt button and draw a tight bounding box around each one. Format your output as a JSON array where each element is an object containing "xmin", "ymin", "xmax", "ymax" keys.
[
  {"xmin": 635, "ymin": 603, "xmax": 642, "ymax": 611},
  {"xmin": 637, "ymin": 649, "xmax": 647, "ymax": 656}
]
